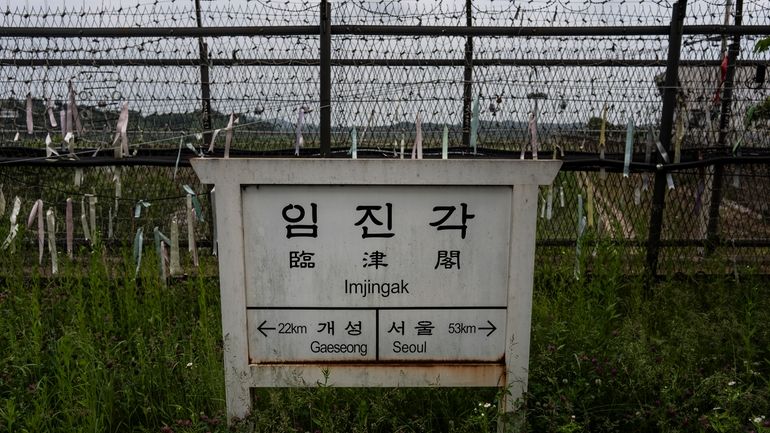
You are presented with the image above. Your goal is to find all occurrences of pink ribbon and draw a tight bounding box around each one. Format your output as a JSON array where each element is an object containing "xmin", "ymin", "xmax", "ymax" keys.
[
  {"xmin": 68, "ymin": 81, "xmax": 83, "ymax": 134},
  {"xmin": 46, "ymin": 98, "xmax": 57, "ymax": 127},
  {"xmin": 66, "ymin": 198, "xmax": 73, "ymax": 258}
]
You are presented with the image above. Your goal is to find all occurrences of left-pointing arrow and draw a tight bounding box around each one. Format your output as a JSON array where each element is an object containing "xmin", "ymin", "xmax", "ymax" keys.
[
  {"xmin": 257, "ymin": 320, "xmax": 276, "ymax": 337},
  {"xmin": 478, "ymin": 320, "xmax": 497, "ymax": 337}
]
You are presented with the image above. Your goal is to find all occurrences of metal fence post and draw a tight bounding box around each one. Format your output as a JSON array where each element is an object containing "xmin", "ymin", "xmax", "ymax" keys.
[
  {"xmin": 706, "ymin": 0, "xmax": 743, "ymax": 254},
  {"xmin": 194, "ymin": 0, "xmax": 213, "ymax": 146},
  {"xmin": 320, "ymin": 0, "xmax": 332, "ymax": 156},
  {"xmin": 645, "ymin": 0, "xmax": 687, "ymax": 277},
  {"xmin": 461, "ymin": 0, "xmax": 473, "ymax": 147}
]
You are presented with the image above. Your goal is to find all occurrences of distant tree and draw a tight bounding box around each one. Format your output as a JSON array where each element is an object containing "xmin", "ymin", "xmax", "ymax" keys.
[
  {"xmin": 755, "ymin": 36, "xmax": 770, "ymax": 54},
  {"xmin": 748, "ymin": 36, "xmax": 770, "ymax": 125},
  {"xmin": 586, "ymin": 116, "xmax": 619, "ymax": 132}
]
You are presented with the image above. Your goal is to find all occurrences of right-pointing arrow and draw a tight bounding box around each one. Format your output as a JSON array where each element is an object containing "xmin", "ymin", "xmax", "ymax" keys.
[{"xmin": 478, "ymin": 320, "xmax": 497, "ymax": 337}]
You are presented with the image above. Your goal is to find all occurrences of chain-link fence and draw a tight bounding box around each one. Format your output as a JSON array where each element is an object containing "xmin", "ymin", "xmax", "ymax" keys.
[{"xmin": 1, "ymin": 0, "xmax": 768, "ymax": 276}]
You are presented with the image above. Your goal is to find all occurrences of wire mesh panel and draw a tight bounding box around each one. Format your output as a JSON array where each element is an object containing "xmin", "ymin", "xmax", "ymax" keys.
[{"xmin": 0, "ymin": 0, "xmax": 769, "ymax": 276}]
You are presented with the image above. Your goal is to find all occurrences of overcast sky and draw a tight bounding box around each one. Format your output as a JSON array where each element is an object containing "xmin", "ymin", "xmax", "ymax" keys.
[{"xmin": 1, "ymin": 0, "xmax": 766, "ymax": 141}]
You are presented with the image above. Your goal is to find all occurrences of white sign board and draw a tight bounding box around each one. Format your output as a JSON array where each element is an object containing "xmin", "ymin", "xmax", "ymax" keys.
[{"xmin": 192, "ymin": 158, "xmax": 561, "ymax": 422}]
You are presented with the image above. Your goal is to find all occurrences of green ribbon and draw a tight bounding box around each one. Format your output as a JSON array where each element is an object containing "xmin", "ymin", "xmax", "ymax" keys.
[
  {"xmin": 134, "ymin": 200, "xmax": 151, "ymax": 219},
  {"xmin": 154, "ymin": 227, "xmax": 170, "ymax": 283},
  {"xmin": 182, "ymin": 185, "xmax": 204, "ymax": 222},
  {"xmin": 575, "ymin": 194, "xmax": 587, "ymax": 280}
]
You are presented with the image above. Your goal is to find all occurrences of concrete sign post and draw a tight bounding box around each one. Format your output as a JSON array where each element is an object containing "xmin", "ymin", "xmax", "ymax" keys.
[{"xmin": 192, "ymin": 158, "xmax": 561, "ymax": 425}]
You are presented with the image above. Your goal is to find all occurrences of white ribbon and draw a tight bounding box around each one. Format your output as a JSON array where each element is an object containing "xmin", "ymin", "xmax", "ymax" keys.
[
  {"xmin": 13, "ymin": 132, "xmax": 19, "ymax": 142},
  {"xmin": 47, "ymin": 98, "xmax": 57, "ymax": 128},
  {"xmin": 88, "ymin": 194, "xmax": 97, "ymax": 239},
  {"xmin": 350, "ymin": 128, "xmax": 358, "ymax": 159},
  {"xmin": 546, "ymin": 185, "xmax": 553, "ymax": 220},
  {"xmin": 46, "ymin": 209, "xmax": 58, "ymax": 274},
  {"xmin": 623, "ymin": 118, "xmax": 634, "ymax": 178},
  {"xmin": 209, "ymin": 187, "xmax": 217, "ymax": 257},
  {"xmin": 74, "ymin": 167, "xmax": 82, "ymax": 188},
  {"xmin": 207, "ymin": 128, "xmax": 222, "ymax": 153},
  {"xmin": 411, "ymin": 113, "xmax": 423, "ymax": 160},
  {"xmin": 441, "ymin": 125, "xmax": 449, "ymax": 160},
  {"xmin": 186, "ymin": 195, "xmax": 194, "ymax": 253},
  {"xmin": 113, "ymin": 102, "xmax": 129, "ymax": 158},
  {"xmin": 133, "ymin": 227, "xmax": 144, "ymax": 278},
  {"xmin": 45, "ymin": 134, "xmax": 59, "ymax": 158},
  {"xmin": 26, "ymin": 94, "xmax": 34, "ymax": 135},
  {"xmin": 206, "ymin": 114, "xmax": 238, "ymax": 156},
  {"xmin": 174, "ymin": 139, "xmax": 184, "ymax": 180},
  {"xmin": 187, "ymin": 197, "xmax": 199, "ymax": 266},
  {"xmin": 529, "ymin": 110, "xmax": 539, "ymax": 160},
  {"xmin": 2, "ymin": 197, "xmax": 21, "ymax": 251},
  {"xmin": 295, "ymin": 106, "xmax": 305, "ymax": 156},
  {"xmin": 65, "ymin": 132, "xmax": 75, "ymax": 158},
  {"xmin": 224, "ymin": 113, "xmax": 237, "ymax": 159},
  {"xmin": 35, "ymin": 200, "xmax": 47, "ymax": 264},
  {"xmin": 170, "ymin": 216, "xmax": 181, "ymax": 276},
  {"xmin": 27, "ymin": 199, "xmax": 45, "ymax": 265}
]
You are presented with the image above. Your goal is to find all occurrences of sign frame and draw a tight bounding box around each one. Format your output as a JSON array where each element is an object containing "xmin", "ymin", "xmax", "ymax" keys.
[{"xmin": 192, "ymin": 158, "xmax": 561, "ymax": 422}]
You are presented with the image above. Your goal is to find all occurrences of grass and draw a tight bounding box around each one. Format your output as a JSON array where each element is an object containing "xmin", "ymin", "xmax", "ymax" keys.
[{"xmin": 1, "ymin": 237, "xmax": 769, "ymax": 432}]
